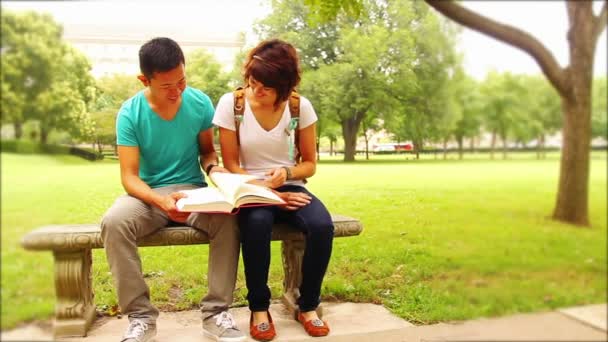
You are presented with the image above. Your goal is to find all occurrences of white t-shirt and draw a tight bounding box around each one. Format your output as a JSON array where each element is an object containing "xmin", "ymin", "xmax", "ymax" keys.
[{"xmin": 213, "ymin": 92, "xmax": 318, "ymax": 186}]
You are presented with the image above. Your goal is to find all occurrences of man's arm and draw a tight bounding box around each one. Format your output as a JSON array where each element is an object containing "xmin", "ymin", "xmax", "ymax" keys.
[
  {"xmin": 118, "ymin": 145, "xmax": 187, "ymax": 220},
  {"xmin": 198, "ymin": 127, "xmax": 229, "ymax": 176},
  {"xmin": 118, "ymin": 145, "xmax": 163, "ymax": 206}
]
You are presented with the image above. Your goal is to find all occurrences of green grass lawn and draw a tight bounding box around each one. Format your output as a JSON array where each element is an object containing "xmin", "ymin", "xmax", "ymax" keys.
[{"xmin": 1, "ymin": 151, "xmax": 606, "ymax": 329}]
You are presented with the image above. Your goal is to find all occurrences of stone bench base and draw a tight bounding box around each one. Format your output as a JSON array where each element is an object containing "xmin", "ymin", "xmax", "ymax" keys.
[{"xmin": 21, "ymin": 214, "xmax": 363, "ymax": 338}]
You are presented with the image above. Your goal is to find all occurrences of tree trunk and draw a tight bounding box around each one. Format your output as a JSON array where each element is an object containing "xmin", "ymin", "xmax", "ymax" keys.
[
  {"xmin": 40, "ymin": 128, "xmax": 48, "ymax": 145},
  {"xmin": 364, "ymin": 135, "xmax": 370, "ymax": 160},
  {"xmin": 13, "ymin": 122, "xmax": 23, "ymax": 140},
  {"xmin": 551, "ymin": 2, "xmax": 599, "ymax": 226},
  {"xmin": 97, "ymin": 140, "xmax": 104, "ymax": 154},
  {"xmin": 413, "ymin": 139, "xmax": 422, "ymax": 160},
  {"xmin": 553, "ymin": 96, "xmax": 591, "ymax": 226},
  {"xmin": 330, "ymin": 140, "xmax": 334, "ymax": 156},
  {"xmin": 501, "ymin": 133, "xmax": 508, "ymax": 160},
  {"xmin": 341, "ymin": 117, "xmax": 362, "ymax": 162},
  {"xmin": 490, "ymin": 131, "xmax": 497, "ymax": 160},
  {"xmin": 537, "ymin": 134, "xmax": 545, "ymax": 160},
  {"xmin": 457, "ymin": 135, "xmax": 464, "ymax": 160}
]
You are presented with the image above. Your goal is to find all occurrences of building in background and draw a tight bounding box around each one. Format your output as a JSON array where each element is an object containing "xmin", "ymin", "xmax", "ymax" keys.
[{"xmin": 63, "ymin": 23, "xmax": 245, "ymax": 78}]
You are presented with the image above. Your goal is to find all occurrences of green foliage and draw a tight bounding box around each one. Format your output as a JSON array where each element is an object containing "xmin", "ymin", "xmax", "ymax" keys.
[
  {"xmin": 390, "ymin": 2, "xmax": 462, "ymax": 152},
  {"xmin": 91, "ymin": 74, "xmax": 142, "ymax": 113},
  {"xmin": 302, "ymin": 0, "xmax": 364, "ymax": 25},
  {"xmin": 1, "ymin": 10, "xmax": 64, "ymax": 135},
  {"xmin": 258, "ymin": 0, "xmax": 461, "ymax": 161},
  {"xmin": 300, "ymin": 69, "xmax": 342, "ymax": 147},
  {"xmin": 0, "ymin": 139, "xmax": 102, "ymax": 160},
  {"xmin": 228, "ymin": 46, "xmax": 248, "ymax": 87},
  {"xmin": 514, "ymin": 75, "xmax": 561, "ymax": 147},
  {"xmin": 0, "ymin": 72, "xmax": 25, "ymax": 126},
  {"xmin": 90, "ymin": 74, "xmax": 143, "ymax": 151},
  {"xmin": 1, "ymin": 139, "xmax": 45, "ymax": 154},
  {"xmin": 1, "ymin": 153, "xmax": 606, "ymax": 328},
  {"xmin": 186, "ymin": 49, "xmax": 231, "ymax": 105},
  {"xmin": 256, "ymin": 0, "xmax": 343, "ymax": 70},
  {"xmin": 451, "ymin": 72, "xmax": 482, "ymax": 150},
  {"xmin": 1, "ymin": 10, "xmax": 97, "ymax": 143},
  {"xmin": 479, "ymin": 72, "xmax": 525, "ymax": 147}
]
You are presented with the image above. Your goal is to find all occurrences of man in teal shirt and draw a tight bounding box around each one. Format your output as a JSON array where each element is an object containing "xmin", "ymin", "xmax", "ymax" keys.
[{"xmin": 101, "ymin": 37, "xmax": 245, "ymax": 342}]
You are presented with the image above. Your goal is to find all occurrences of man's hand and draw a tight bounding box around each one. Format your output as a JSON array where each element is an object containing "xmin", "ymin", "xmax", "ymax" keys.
[
  {"xmin": 276, "ymin": 191, "xmax": 311, "ymax": 211},
  {"xmin": 158, "ymin": 192, "xmax": 190, "ymax": 223}
]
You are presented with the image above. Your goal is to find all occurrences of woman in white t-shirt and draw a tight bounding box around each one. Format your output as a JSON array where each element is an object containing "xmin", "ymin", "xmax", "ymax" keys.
[{"xmin": 213, "ymin": 39, "xmax": 334, "ymax": 341}]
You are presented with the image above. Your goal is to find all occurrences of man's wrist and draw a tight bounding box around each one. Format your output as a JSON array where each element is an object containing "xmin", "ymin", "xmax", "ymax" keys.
[
  {"xmin": 282, "ymin": 166, "xmax": 292, "ymax": 180},
  {"xmin": 205, "ymin": 163, "xmax": 218, "ymax": 175}
]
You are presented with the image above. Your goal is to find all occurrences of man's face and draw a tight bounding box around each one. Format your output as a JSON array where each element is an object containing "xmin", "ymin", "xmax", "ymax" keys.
[{"xmin": 143, "ymin": 63, "xmax": 187, "ymax": 105}]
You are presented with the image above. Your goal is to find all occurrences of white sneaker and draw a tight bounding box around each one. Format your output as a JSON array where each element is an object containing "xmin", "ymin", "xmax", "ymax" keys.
[
  {"xmin": 121, "ymin": 319, "xmax": 156, "ymax": 342},
  {"xmin": 202, "ymin": 311, "xmax": 246, "ymax": 342}
]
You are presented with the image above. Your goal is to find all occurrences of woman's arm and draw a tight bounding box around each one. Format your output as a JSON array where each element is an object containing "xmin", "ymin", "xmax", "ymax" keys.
[
  {"xmin": 218, "ymin": 126, "xmax": 248, "ymax": 174},
  {"xmin": 290, "ymin": 122, "xmax": 316, "ymax": 179}
]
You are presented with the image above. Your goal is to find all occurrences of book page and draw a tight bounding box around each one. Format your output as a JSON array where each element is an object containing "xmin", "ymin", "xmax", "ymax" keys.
[
  {"xmin": 209, "ymin": 172, "xmax": 258, "ymax": 204},
  {"xmin": 176, "ymin": 187, "xmax": 233, "ymax": 213},
  {"xmin": 234, "ymin": 183, "xmax": 285, "ymax": 207}
]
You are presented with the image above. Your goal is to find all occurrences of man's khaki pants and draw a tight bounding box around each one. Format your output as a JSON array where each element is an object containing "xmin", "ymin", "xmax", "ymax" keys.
[{"xmin": 100, "ymin": 184, "xmax": 239, "ymax": 325}]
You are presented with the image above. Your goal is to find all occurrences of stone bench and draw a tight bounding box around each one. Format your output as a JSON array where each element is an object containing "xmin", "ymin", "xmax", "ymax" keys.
[{"xmin": 21, "ymin": 214, "xmax": 363, "ymax": 338}]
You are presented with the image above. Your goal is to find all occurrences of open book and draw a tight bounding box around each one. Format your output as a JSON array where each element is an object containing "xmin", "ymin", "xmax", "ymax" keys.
[{"xmin": 176, "ymin": 173, "xmax": 285, "ymax": 213}]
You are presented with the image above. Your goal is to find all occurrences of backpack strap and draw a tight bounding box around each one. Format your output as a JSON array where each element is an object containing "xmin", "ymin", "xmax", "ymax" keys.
[
  {"xmin": 233, "ymin": 86, "xmax": 245, "ymax": 145},
  {"xmin": 288, "ymin": 90, "xmax": 301, "ymax": 163}
]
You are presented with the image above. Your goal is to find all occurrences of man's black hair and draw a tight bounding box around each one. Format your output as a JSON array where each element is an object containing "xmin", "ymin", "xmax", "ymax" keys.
[{"xmin": 139, "ymin": 37, "xmax": 185, "ymax": 79}]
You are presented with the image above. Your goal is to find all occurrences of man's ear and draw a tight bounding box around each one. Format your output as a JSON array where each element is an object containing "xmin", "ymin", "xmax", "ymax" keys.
[{"xmin": 137, "ymin": 75, "xmax": 149, "ymax": 87}]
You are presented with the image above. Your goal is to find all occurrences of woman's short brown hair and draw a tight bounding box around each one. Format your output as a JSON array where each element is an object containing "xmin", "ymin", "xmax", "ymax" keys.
[{"xmin": 243, "ymin": 39, "xmax": 301, "ymax": 107}]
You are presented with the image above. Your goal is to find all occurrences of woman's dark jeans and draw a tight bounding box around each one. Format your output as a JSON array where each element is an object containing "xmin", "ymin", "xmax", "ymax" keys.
[{"xmin": 237, "ymin": 185, "xmax": 334, "ymax": 312}]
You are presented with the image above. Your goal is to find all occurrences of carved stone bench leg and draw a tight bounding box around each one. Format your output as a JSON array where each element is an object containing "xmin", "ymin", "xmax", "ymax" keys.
[
  {"xmin": 280, "ymin": 239, "xmax": 322, "ymax": 319},
  {"xmin": 52, "ymin": 249, "xmax": 96, "ymax": 337}
]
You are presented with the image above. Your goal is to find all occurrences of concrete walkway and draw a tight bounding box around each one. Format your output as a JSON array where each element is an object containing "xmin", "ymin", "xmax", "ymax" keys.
[{"xmin": 2, "ymin": 302, "xmax": 606, "ymax": 341}]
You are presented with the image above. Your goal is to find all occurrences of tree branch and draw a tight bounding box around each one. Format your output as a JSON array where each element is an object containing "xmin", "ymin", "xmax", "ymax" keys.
[
  {"xmin": 424, "ymin": 0, "xmax": 568, "ymax": 96},
  {"xmin": 594, "ymin": 1, "xmax": 607, "ymax": 41}
]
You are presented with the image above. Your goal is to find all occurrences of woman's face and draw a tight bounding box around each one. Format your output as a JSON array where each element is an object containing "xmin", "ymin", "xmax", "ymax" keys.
[{"xmin": 248, "ymin": 77, "xmax": 277, "ymax": 105}]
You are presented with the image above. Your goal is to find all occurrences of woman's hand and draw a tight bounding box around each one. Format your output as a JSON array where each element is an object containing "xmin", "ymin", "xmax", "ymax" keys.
[
  {"xmin": 264, "ymin": 167, "xmax": 288, "ymax": 189},
  {"xmin": 276, "ymin": 191, "xmax": 311, "ymax": 211}
]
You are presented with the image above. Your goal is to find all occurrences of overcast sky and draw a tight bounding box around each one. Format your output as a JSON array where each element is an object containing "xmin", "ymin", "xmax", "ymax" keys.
[{"xmin": 2, "ymin": 0, "xmax": 606, "ymax": 80}]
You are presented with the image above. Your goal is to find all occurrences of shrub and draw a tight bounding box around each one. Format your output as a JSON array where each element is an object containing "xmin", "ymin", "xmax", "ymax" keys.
[{"xmin": 0, "ymin": 139, "xmax": 103, "ymax": 160}]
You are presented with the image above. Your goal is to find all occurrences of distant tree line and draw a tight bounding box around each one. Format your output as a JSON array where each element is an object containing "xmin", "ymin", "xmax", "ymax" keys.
[{"xmin": 1, "ymin": 5, "xmax": 606, "ymax": 163}]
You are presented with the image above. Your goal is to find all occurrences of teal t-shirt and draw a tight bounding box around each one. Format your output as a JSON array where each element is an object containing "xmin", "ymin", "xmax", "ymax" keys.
[{"xmin": 116, "ymin": 86, "xmax": 213, "ymax": 188}]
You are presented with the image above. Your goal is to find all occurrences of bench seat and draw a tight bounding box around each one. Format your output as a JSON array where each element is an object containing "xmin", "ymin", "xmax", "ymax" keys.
[{"xmin": 21, "ymin": 214, "xmax": 363, "ymax": 338}]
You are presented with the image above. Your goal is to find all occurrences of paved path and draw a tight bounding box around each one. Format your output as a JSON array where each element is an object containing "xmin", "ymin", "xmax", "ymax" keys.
[{"xmin": 2, "ymin": 303, "xmax": 606, "ymax": 341}]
